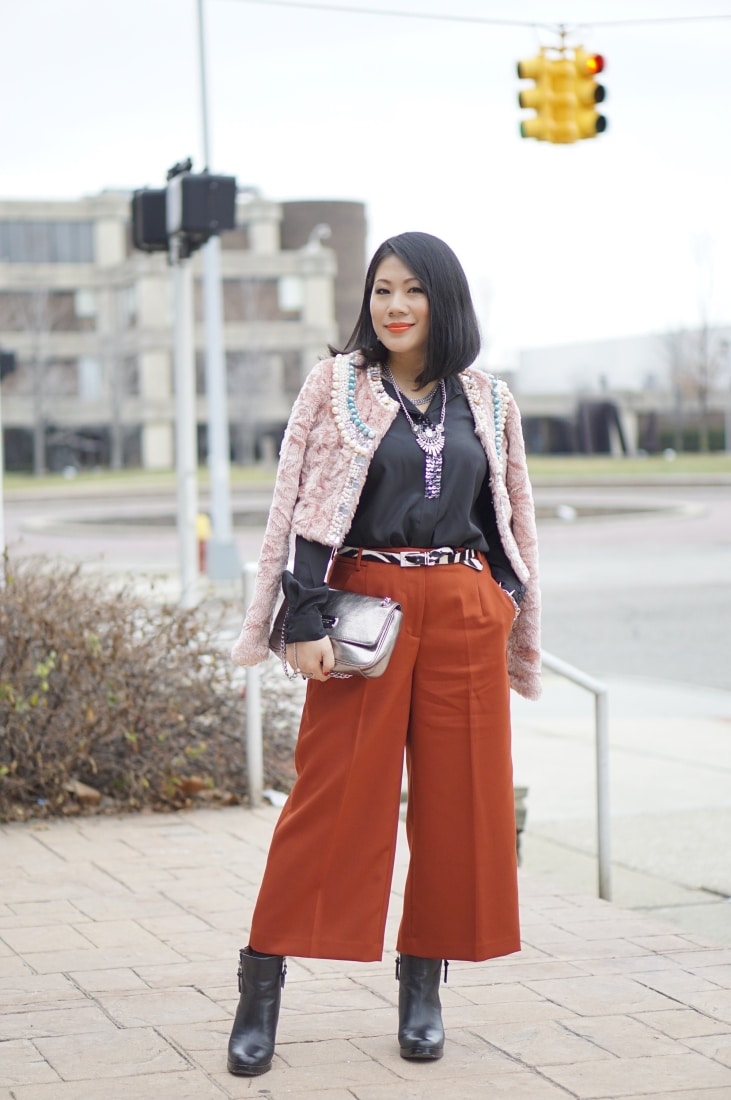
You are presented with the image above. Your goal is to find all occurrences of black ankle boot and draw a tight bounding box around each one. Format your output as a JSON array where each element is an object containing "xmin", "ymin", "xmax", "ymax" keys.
[
  {"xmin": 227, "ymin": 947, "xmax": 287, "ymax": 1076},
  {"xmin": 396, "ymin": 954, "xmax": 447, "ymax": 1060}
]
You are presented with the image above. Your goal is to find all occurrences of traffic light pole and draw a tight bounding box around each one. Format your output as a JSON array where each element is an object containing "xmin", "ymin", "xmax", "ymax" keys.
[
  {"xmin": 170, "ymin": 235, "xmax": 199, "ymax": 608},
  {"xmin": 197, "ymin": 0, "xmax": 240, "ymax": 581},
  {"xmin": 201, "ymin": 235, "xmax": 239, "ymax": 578}
]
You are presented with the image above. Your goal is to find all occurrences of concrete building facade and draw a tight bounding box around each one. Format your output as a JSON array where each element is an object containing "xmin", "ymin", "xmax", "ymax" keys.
[
  {"xmin": 0, "ymin": 192, "xmax": 366, "ymax": 472},
  {"xmin": 514, "ymin": 328, "xmax": 731, "ymax": 454}
]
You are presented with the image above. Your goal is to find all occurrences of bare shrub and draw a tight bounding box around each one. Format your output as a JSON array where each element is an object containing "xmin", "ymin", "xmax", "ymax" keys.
[{"xmin": 0, "ymin": 556, "xmax": 299, "ymax": 821}]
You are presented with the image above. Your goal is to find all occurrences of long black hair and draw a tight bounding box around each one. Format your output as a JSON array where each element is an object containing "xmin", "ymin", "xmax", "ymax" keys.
[{"xmin": 332, "ymin": 231, "xmax": 481, "ymax": 387}]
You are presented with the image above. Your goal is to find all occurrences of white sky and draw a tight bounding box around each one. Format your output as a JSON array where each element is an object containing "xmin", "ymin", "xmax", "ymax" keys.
[{"xmin": 3, "ymin": 0, "xmax": 731, "ymax": 369}]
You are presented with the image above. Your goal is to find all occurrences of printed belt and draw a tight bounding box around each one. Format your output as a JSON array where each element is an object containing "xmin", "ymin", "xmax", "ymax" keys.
[{"xmin": 337, "ymin": 546, "xmax": 484, "ymax": 571}]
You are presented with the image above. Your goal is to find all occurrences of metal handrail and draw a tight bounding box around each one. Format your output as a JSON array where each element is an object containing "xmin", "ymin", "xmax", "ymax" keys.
[
  {"xmin": 540, "ymin": 650, "xmax": 611, "ymax": 900},
  {"xmin": 243, "ymin": 564, "xmax": 264, "ymax": 808}
]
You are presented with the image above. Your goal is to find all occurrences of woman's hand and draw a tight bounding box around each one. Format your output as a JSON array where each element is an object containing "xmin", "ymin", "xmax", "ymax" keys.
[{"xmin": 286, "ymin": 637, "xmax": 335, "ymax": 682}]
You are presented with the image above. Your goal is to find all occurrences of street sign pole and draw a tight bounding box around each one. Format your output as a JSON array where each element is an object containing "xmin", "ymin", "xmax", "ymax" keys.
[
  {"xmin": 170, "ymin": 234, "xmax": 199, "ymax": 607},
  {"xmin": 197, "ymin": 0, "xmax": 240, "ymax": 580}
]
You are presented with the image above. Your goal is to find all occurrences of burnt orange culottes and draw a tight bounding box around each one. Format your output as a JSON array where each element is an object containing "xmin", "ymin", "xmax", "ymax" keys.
[{"xmin": 249, "ymin": 550, "xmax": 520, "ymax": 963}]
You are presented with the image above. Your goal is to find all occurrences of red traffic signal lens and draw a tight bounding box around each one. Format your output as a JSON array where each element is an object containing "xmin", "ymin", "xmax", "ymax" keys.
[{"xmin": 586, "ymin": 53, "xmax": 604, "ymax": 74}]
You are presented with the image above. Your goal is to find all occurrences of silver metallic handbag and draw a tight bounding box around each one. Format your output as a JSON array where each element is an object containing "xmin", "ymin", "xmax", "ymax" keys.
[{"xmin": 269, "ymin": 589, "xmax": 403, "ymax": 680}]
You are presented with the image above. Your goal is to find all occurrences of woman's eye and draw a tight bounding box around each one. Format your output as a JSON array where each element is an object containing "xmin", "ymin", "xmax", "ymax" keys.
[
  {"xmin": 374, "ymin": 288, "xmax": 389, "ymax": 295},
  {"xmin": 409, "ymin": 286, "xmax": 425, "ymax": 294}
]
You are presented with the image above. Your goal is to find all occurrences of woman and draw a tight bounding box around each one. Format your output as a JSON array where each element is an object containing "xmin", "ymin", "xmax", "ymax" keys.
[{"xmin": 228, "ymin": 231, "xmax": 541, "ymax": 1075}]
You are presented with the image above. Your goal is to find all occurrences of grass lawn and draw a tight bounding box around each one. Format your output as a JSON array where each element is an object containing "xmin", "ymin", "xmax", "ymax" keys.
[
  {"xmin": 3, "ymin": 465, "xmax": 278, "ymax": 493},
  {"xmin": 3, "ymin": 453, "xmax": 731, "ymax": 494},
  {"xmin": 526, "ymin": 453, "xmax": 731, "ymax": 478}
]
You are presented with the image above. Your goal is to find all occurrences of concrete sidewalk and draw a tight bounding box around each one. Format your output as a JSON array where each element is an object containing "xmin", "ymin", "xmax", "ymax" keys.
[
  {"xmin": 2, "ymin": 804, "xmax": 731, "ymax": 1099},
  {"xmin": 512, "ymin": 672, "xmax": 731, "ymax": 948}
]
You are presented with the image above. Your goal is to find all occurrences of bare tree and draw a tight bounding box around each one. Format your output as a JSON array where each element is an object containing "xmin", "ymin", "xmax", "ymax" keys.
[
  {"xmin": 661, "ymin": 325, "xmax": 728, "ymax": 452},
  {"xmin": 0, "ymin": 285, "xmax": 74, "ymax": 475},
  {"xmin": 660, "ymin": 239, "xmax": 729, "ymax": 452}
]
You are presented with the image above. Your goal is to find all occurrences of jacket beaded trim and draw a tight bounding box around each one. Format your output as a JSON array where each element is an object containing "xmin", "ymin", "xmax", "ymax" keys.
[{"xmin": 232, "ymin": 353, "xmax": 542, "ymax": 700}]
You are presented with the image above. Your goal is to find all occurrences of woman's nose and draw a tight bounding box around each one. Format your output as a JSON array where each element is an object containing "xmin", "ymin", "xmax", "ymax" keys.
[{"xmin": 387, "ymin": 292, "xmax": 407, "ymax": 314}]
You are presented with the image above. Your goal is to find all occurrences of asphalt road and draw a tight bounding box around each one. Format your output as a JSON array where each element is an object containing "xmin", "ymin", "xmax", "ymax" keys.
[
  {"xmin": 4, "ymin": 479, "xmax": 730, "ymax": 691},
  {"xmin": 536, "ymin": 484, "xmax": 731, "ymax": 692}
]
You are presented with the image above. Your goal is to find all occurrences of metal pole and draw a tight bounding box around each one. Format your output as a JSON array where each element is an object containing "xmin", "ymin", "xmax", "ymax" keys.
[
  {"xmin": 595, "ymin": 689, "xmax": 612, "ymax": 901},
  {"xmin": 196, "ymin": 0, "xmax": 240, "ymax": 581},
  {"xmin": 201, "ymin": 236, "xmax": 239, "ymax": 576},
  {"xmin": 244, "ymin": 562, "xmax": 264, "ymax": 806},
  {"xmin": 196, "ymin": 0, "xmax": 212, "ymax": 166},
  {"xmin": 171, "ymin": 236, "xmax": 199, "ymax": 607}
]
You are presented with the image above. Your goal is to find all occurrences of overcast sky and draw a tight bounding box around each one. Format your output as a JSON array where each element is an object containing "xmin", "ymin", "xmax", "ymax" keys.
[{"xmin": 3, "ymin": 0, "xmax": 731, "ymax": 369}]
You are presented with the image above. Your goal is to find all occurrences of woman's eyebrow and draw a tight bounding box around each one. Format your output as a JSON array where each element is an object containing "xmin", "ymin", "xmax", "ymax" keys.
[{"xmin": 373, "ymin": 276, "xmax": 420, "ymax": 285}]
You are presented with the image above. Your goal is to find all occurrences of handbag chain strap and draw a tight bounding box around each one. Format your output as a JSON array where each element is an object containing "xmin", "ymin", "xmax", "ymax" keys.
[{"xmin": 278, "ymin": 608, "xmax": 301, "ymax": 681}]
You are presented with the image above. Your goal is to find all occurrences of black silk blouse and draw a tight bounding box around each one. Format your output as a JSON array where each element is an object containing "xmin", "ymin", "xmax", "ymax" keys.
[{"xmin": 282, "ymin": 376, "xmax": 523, "ymax": 642}]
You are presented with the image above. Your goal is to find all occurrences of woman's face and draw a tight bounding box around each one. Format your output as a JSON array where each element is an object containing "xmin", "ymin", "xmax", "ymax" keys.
[{"xmin": 370, "ymin": 253, "xmax": 429, "ymax": 362}]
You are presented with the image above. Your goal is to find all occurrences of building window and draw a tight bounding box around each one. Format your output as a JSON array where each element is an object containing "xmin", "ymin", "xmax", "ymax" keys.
[
  {"xmin": 220, "ymin": 226, "xmax": 250, "ymax": 251},
  {"xmin": 75, "ymin": 289, "xmax": 97, "ymax": 320},
  {"xmin": 45, "ymin": 359, "xmax": 79, "ymax": 397},
  {"xmin": 0, "ymin": 220, "xmax": 94, "ymax": 263},
  {"xmin": 282, "ymin": 350, "xmax": 302, "ymax": 397},
  {"xmin": 78, "ymin": 357, "xmax": 103, "ymax": 401},
  {"xmin": 193, "ymin": 278, "xmax": 303, "ymax": 323},
  {"xmin": 122, "ymin": 356, "xmax": 139, "ymax": 396},
  {"xmin": 0, "ymin": 290, "xmax": 95, "ymax": 332},
  {"xmin": 226, "ymin": 351, "xmax": 271, "ymax": 395},
  {"xmin": 117, "ymin": 285, "xmax": 137, "ymax": 329},
  {"xmin": 279, "ymin": 276, "xmax": 303, "ymax": 314}
]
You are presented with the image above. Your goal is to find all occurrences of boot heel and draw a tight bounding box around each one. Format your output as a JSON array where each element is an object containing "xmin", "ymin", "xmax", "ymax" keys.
[{"xmin": 227, "ymin": 947, "xmax": 286, "ymax": 1076}]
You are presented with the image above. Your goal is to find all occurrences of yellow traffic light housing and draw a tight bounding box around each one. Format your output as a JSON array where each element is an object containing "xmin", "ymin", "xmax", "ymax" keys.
[
  {"xmin": 516, "ymin": 52, "xmax": 552, "ymax": 141},
  {"xmin": 517, "ymin": 44, "xmax": 607, "ymax": 144},
  {"xmin": 574, "ymin": 48, "xmax": 608, "ymax": 139},
  {"xmin": 549, "ymin": 57, "xmax": 580, "ymax": 143}
]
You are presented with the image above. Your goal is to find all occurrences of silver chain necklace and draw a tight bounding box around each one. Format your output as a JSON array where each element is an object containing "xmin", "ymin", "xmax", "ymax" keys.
[
  {"xmin": 384, "ymin": 367, "xmax": 447, "ymax": 499},
  {"xmin": 409, "ymin": 385, "xmax": 439, "ymax": 407}
]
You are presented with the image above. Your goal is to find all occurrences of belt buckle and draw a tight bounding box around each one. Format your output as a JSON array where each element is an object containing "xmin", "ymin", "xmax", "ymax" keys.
[{"xmin": 402, "ymin": 551, "xmax": 428, "ymax": 567}]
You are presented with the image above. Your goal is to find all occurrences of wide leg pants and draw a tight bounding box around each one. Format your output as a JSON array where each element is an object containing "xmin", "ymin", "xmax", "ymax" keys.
[{"xmin": 249, "ymin": 551, "xmax": 520, "ymax": 963}]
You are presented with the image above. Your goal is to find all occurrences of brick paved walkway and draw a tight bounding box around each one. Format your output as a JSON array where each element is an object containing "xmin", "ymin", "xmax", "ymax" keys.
[{"xmin": 2, "ymin": 805, "xmax": 731, "ymax": 1099}]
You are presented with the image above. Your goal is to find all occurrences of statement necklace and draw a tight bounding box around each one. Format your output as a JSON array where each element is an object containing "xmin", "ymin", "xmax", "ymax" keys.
[{"xmin": 384, "ymin": 367, "xmax": 447, "ymax": 499}]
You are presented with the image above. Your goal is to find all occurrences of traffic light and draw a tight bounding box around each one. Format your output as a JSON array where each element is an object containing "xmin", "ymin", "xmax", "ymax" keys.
[
  {"xmin": 166, "ymin": 172, "xmax": 237, "ymax": 250},
  {"xmin": 574, "ymin": 49, "xmax": 608, "ymax": 139},
  {"xmin": 0, "ymin": 349, "xmax": 17, "ymax": 381},
  {"xmin": 548, "ymin": 56, "xmax": 580, "ymax": 144},
  {"xmin": 132, "ymin": 189, "xmax": 168, "ymax": 252},
  {"xmin": 131, "ymin": 168, "xmax": 237, "ymax": 256},
  {"xmin": 516, "ymin": 51, "xmax": 552, "ymax": 141},
  {"xmin": 517, "ymin": 45, "xmax": 607, "ymax": 144}
]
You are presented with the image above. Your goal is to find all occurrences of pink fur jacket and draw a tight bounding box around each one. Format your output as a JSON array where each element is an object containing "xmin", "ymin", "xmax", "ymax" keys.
[{"xmin": 232, "ymin": 353, "xmax": 542, "ymax": 700}]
